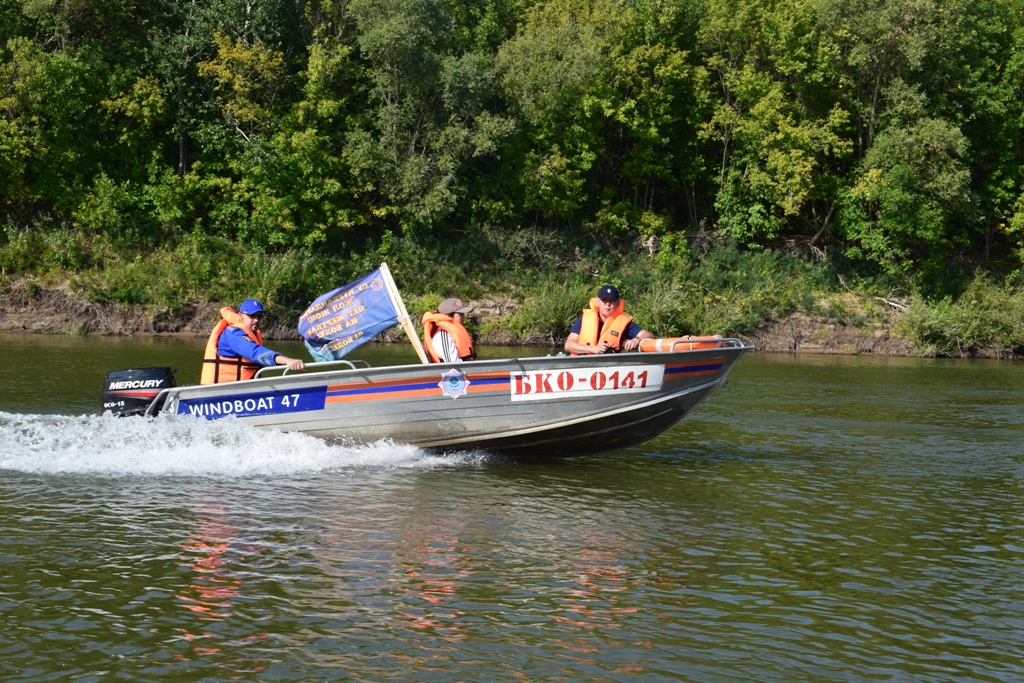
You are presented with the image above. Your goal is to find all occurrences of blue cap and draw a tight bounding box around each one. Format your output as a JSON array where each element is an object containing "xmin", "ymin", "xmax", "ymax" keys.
[
  {"xmin": 597, "ymin": 285, "xmax": 620, "ymax": 301},
  {"xmin": 239, "ymin": 298, "xmax": 265, "ymax": 315}
]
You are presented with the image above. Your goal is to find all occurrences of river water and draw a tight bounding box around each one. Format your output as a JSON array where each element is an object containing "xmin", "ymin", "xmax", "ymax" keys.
[{"xmin": 1, "ymin": 331, "xmax": 1022, "ymax": 682}]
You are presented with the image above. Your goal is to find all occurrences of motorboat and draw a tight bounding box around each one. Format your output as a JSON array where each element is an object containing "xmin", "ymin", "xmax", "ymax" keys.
[{"xmin": 101, "ymin": 338, "xmax": 751, "ymax": 457}]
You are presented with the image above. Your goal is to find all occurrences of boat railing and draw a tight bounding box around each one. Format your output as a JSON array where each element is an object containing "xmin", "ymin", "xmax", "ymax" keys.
[
  {"xmin": 253, "ymin": 359, "xmax": 372, "ymax": 379},
  {"xmin": 141, "ymin": 360, "xmax": 372, "ymax": 416},
  {"xmin": 143, "ymin": 388, "xmax": 172, "ymax": 418},
  {"xmin": 669, "ymin": 337, "xmax": 747, "ymax": 351},
  {"xmin": 708, "ymin": 338, "xmax": 748, "ymax": 350}
]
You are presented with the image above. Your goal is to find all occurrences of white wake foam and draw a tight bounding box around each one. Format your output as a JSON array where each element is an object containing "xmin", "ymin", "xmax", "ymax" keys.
[{"xmin": 0, "ymin": 411, "xmax": 487, "ymax": 476}]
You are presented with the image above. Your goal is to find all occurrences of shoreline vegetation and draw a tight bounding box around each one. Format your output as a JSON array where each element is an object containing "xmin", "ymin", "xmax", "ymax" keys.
[
  {"xmin": 3, "ymin": 0, "xmax": 1024, "ymax": 358},
  {"xmin": 2, "ymin": 237, "xmax": 1022, "ymax": 358}
]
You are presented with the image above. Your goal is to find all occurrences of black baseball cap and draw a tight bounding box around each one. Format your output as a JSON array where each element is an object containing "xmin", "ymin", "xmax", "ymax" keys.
[{"xmin": 597, "ymin": 285, "xmax": 620, "ymax": 300}]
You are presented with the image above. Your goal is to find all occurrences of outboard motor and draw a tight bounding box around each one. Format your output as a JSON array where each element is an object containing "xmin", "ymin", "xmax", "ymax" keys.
[{"xmin": 102, "ymin": 367, "xmax": 176, "ymax": 417}]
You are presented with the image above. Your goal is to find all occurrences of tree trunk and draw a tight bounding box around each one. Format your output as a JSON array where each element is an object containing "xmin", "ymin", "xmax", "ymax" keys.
[{"xmin": 178, "ymin": 135, "xmax": 188, "ymax": 176}]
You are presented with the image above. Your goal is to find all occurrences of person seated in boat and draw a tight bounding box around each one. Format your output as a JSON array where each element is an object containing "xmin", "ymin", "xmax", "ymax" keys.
[
  {"xmin": 201, "ymin": 299, "xmax": 305, "ymax": 384},
  {"xmin": 421, "ymin": 298, "xmax": 477, "ymax": 363},
  {"xmin": 564, "ymin": 285, "xmax": 654, "ymax": 355}
]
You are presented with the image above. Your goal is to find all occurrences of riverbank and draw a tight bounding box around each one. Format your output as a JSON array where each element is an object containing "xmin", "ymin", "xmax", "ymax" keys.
[{"xmin": 0, "ymin": 276, "xmax": 929, "ymax": 357}]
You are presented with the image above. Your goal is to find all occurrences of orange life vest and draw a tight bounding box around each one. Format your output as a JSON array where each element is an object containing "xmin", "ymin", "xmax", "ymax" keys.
[
  {"xmin": 574, "ymin": 298, "xmax": 634, "ymax": 354},
  {"xmin": 421, "ymin": 311, "xmax": 476, "ymax": 362},
  {"xmin": 200, "ymin": 307, "xmax": 265, "ymax": 385}
]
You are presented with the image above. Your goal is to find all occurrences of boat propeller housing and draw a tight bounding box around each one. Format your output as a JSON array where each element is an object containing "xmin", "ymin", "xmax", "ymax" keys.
[{"xmin": 101, "ymin": 367, "xmax": 176, "ymax": 417}]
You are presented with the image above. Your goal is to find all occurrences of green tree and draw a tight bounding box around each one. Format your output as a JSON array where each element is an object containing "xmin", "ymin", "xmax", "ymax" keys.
[
  {"xmin": 498, "ymin": 0, "xmax": 616, "ymax": 223},
  {"xmin": 0, "ymin": 37, "xmax": 49, "ymax": 213},
  {"xmin": 818, "ymin": 0, "xmax": 1013, "ymax": 273},
  {"xmin": 914, "ymin": 0, "xmax": 1024, "ymax": 260},
  {"xmin": 845, "ymin": 83, "xmax": 972, "ymax": 274},
  {"xmin": 698, "ymin": 0, "xmax": 851, "ymax": 243},
  {"xmin": 344, "ymin": 0, "xmax": 514, "ymax": 231},
  {"xmin": 498, "ymin": 0, "xmax": 705, "ymax": 236}
]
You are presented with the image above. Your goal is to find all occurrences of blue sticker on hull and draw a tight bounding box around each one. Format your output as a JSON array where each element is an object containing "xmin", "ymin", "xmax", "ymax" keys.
[{"xmin": 178, "ymin": 386, "xmax": 327, "ymax": 420}]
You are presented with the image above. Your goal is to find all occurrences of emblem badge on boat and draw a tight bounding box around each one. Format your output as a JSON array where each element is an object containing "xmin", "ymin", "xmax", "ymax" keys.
[{"xmin": 438, "ymin": 368, "xmax": 470, "ymax": 399}]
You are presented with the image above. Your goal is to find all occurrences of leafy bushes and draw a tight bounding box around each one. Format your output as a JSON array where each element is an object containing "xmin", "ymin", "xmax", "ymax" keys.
[
  {"xmin": 74, "ymin": 236, "xmax": 350, "ymax": 317},
  {"xmin": 896, "ymin": 275, "xmax": 1024, "ymax": 357},
  {"xmin": 0, "ymin": 218, "xmax": 94, "ymax": 274},
  {"xmin": 5, "ymin": 210, "xmax": 1024, "ymax": 357},
  {"xmin": 502, "ymin": 243, "xmax": 828, "ymax": 340},
  {"xmin": 506, "ymin": 280, "xmax": 594, "ymax": 339}
]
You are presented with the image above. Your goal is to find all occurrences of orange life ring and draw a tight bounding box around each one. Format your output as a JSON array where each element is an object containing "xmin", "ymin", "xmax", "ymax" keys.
[{"xmin": 639, "ymin": 336, "xmax": 725, "ymax": 352}]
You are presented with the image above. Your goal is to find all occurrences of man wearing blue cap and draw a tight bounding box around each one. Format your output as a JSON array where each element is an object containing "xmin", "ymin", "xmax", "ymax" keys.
[
  {"xmin": 564, "ymin": 285, "xmax": 653, "ymax": 355},
  {"xmin": 200, "ymin": 299, "xmax": 305, "ymax": 384}
]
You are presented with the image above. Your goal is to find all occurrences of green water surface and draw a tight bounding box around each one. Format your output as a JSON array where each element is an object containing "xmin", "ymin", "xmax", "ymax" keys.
[{"xmin": 1, "ymin": 331, "xmax": 1022, "ymax": 682}]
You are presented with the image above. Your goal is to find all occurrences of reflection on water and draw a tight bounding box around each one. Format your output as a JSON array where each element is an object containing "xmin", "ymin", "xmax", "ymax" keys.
[
  {"xmin": 173, "ymin": 500, "xmax": 276, "ymax": 675},
  {"xmin": 1, "ymin": 334, "xmax": 1024, "ymax": 681}
]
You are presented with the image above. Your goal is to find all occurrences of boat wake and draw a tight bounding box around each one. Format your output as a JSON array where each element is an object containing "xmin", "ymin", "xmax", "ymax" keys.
[{"xmin": 0, "ymin": 411, "xmax": 491, "ymax": 476}]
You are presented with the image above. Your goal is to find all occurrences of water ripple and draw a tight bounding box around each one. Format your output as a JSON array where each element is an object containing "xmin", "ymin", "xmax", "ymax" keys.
[{"xmin": 3, "ymin": 354, "xmax": 1024, "ymax": 681}]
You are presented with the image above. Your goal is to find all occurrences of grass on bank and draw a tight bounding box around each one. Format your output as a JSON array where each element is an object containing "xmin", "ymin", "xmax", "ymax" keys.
[
  {"xmin": 2, "ymin": 219, "xmax": 1023, "ymax": 357},
  {"xmin": 896, "ymin": 275, "xmax": 1024, "ymax": 357},
  {"xmin": 504, "ymin": 244, "xmax": 830, "ymax": 340}
]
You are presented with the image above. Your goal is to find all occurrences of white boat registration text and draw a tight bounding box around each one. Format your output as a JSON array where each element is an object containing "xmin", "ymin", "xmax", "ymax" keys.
[{"xmin": 510, "ymin": 364, "xmax": 664, "ymax": 401}]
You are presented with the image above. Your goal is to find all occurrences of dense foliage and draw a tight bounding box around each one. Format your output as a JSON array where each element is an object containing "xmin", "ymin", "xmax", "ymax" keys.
[{"xmin": 1, "ymin": 0, "xmax": 1023, "ymax": 351}]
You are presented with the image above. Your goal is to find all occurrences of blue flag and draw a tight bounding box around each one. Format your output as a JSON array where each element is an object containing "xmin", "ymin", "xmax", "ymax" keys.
[{"xmin": 298, "ymin": 268, "xmax": 400, "ymax": 362}]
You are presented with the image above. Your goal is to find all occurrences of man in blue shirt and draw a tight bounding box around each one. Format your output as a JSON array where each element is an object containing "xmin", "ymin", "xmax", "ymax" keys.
[{"xmin": 201, "ymin": 299, "xmax": 305, "ymax": 384}]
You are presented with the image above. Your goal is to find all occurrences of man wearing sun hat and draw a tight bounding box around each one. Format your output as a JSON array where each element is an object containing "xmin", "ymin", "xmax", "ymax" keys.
[
  {"xmin": 564, "ymin": 285, "xmax": 654, "ymax": 355},
  {"xmin": 421, "ymin": 297, "xmax": 477, "ymax": 363},
  {"xmin": 200, "ymin": 298, "xmax": 306, "ymax": 384}
]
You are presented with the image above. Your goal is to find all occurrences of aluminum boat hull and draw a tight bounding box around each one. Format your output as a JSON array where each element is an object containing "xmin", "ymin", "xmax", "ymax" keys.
[{"xmin": 159, "ymin": 343, "xmax": 751, "ymax": 457}]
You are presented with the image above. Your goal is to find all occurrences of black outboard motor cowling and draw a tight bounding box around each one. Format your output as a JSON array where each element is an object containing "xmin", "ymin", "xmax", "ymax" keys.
[{"xmin": 102, "ymin": 367, "xmax": 176, "ymax": 417}]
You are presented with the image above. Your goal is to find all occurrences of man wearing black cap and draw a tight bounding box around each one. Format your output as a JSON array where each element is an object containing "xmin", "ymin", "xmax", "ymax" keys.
[
  {"xmin": 564, "ymin": 285, "xmax": 654, "ymax": 355},
  {"xmin": 200, "ymin": 298, "xmax": 305, "ymax": 384},
  {"xmin": 421, "ymin": 298, "xmax": 477, "ymax": 363}
]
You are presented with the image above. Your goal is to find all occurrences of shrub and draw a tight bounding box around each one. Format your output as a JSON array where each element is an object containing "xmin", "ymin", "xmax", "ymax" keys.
[
  {"xmin": 507, "ymin": 280, "xmax": 593, "ymax": 338},
  {"xmin": 895, "ymin": 274, "xmax": 1024, "ymax": 357}
]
